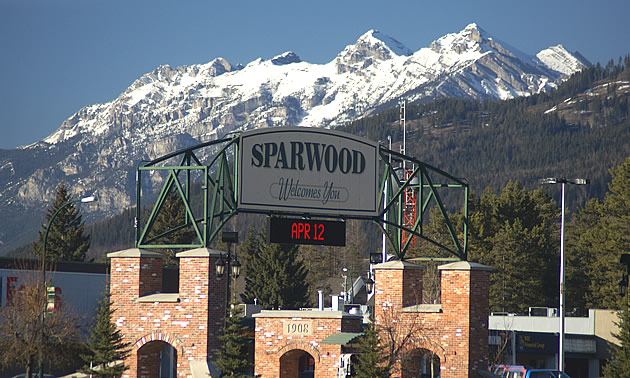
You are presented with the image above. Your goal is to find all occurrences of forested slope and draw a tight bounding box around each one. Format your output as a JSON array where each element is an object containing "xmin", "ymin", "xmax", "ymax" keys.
[{"xmin": 339, "ymin": 58, "xmax": 630, "ymax": 206}]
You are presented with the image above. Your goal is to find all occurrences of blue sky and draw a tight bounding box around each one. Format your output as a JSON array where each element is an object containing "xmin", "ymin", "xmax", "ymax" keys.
[{"xmin": 1, "ymin": 0, "xmax": 628, "ymax": 149}]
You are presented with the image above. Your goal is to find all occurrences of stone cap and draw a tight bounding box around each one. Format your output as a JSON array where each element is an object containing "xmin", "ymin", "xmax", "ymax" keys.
[
  {"xmin": 438, "ymin": 261, "xmax": 493, "ymax": 271},
  {"xmin": 403, "ymin": 304, "xmax": 443, "ymax": 313},
  {"xmin": 373, "ymin": 260, "xmax": 426, "ymax": 270},
  {"xmin": 252, "ymin": 309, "xmax": 361, "ymax": 319},
  {"xmin": 136, "ymin": 293, "xmax": 180, "ymax": 303},
  {"xmin": 107, "ymin": 248, "xmax": 164, "ymax": 258},
  {"xmin": 176, "ymin": 247, "xmax": 225, "ymax": 258}
]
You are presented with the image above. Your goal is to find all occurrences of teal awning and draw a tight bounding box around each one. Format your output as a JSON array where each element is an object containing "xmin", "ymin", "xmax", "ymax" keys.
[{"xmin": 320, "ymin": 332, "xmax": 364, "ymax": 345}]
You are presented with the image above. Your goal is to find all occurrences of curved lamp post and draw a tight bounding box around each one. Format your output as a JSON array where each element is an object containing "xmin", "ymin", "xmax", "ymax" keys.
[
  {"xmin": 39, "ymin": 194, "xmax": 96, "ymax": 378},
  {"xmin": 540, "ymin": 178, "xmax": 587, "ymax": 372}
]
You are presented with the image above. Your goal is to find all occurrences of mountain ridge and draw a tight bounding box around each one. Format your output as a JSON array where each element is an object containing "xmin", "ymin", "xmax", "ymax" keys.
[{"xmin": 0, "ymin": 23, "xmax": 589, "ymax": 252}]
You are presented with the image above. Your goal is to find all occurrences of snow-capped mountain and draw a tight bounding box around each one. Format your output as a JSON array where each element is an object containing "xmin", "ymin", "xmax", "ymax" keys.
[{"xmin": 0, "ymin": 23, "xmax": 588, "ymax": 252}]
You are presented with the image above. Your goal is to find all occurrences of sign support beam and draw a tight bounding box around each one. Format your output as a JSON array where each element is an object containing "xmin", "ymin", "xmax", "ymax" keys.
[{"xmin": 135, "ymin": 128, "xmax": 468, "ymax": 261}]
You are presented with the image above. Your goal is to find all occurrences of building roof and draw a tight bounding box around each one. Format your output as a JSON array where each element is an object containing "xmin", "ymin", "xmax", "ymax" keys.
[
  {"xmin": 0, "ymin": 257, "xmax": 109, "ymax": 274},
  {"xmin": 320, "ymin": 332, "xmax": 364, "ymax": 345},
  {"xmin": 252, "ymin": 309, "xmax": 361, "ymax": 319}
]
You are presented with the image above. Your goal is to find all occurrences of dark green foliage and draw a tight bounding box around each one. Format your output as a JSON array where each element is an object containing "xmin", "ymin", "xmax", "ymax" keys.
[
  {"xmin": 240, "ymin": 227, "xmax": 310, "ymax": 309},
  {"xmin": 567, "ymin": 156, "xmax": 630, "ymax": 311},
  {"xmin": 80, "ymin": 291, "xmax": 131, "ymax": 377},
  {"xmin": 216, "ymin": 305, "xmax": 252, "ymax": 377},
  {"xmin": 339, "ymin": 58, "xmax": 630, "ymax": 213},
  {"xmin": 147, "ymin": 187, "xmax": 197, "ymax": 265},
  {"xmin": 32, "ymin": 183, "xmax": 90, "ymax": 262},
  {"xmin": 467, "ymin": 182, "xmax": 560, "ymax": 313},
  {"xmin": 353, "ymin": 323, "xmax": 389, "ymax": 378},
  {"xmin": 86, "ymin": 207, "xmax": 136, "ymax": 261},
  {"xmin": 603, "ymin": 309, "xmax": 630, "ymax": 377}
]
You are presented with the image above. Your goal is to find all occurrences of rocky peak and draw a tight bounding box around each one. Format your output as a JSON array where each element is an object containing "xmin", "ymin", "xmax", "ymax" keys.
[
  {"xmin": 0, "ymin": 24, "xmax": 589, "ymax": 254},
  {"xmin": 205, "ymin": 57, "xmax": 234, "ymax": 76},
  {"xmin": 537, "ymin": 45, "xmax": 592, "ymax": 75},
  {"xmin": 271, "ymin": 51, "xmax": 302, "ymax": 65},
  {"xmin": 335, "ymin": 29, "xmax": 411, "ymax": 73},
  {"xmin": 429, "ymin": 23, "xmax": 491, "ymax": 55}
]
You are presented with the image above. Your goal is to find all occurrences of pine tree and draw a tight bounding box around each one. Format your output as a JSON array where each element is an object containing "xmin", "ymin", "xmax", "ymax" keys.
[
  {"xmin": 603, "ymin": 309, "xmax": 630, "ymax": 377},
  {"xmin": 80, "ymin": 290, "xmax": 131, "ymax": 377},
  {"xmin": 568, "ymin": 156, "xmax": 630, "ymax": 310},
  {"xmin": 353, "ymin": 323, "xmax": 389, "ymax": 378},
  {"xmin": 240, "ymin": 227, "xmax": 310, "ymax": 309},
  {"xmin": 33, "ymin": 183, "xmax": 91, "ymax": 262},
  {"xmin": 215, "ymin": 305, "xmax": 252, "ymax": 377},
  {"xmin": 147, "ymin": 187, "xmax": 197, "ymax": 265},
  {"xmin": 467, "ymin": 182, "xmax": 560, "ymax": 313}
]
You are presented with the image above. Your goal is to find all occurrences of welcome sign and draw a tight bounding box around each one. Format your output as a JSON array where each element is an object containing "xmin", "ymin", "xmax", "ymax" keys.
[{"xmin": 238, "ymin": 127, "xmax": 378, "ymax": 216}]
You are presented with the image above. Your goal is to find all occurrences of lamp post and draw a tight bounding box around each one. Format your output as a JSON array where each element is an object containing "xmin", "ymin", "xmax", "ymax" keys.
[
  {"xmin": 39, "ymin": 194, "xmax": 96, "ymax": 378},
  {"xmin": 216, "ymin": 232, "xmax": 239, "ymax": 318},
  {"xmin": 540, "ymin": 177, "xmax": 588, "ymax": 372},
  {"xmin": 342, "ymin": 267, "xmax": 354, "ymax": 304}
]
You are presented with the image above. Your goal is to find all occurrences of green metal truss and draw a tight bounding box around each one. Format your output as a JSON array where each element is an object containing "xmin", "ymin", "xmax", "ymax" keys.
[{"xmin": 135, "ymin": 133, "xmax": 469, "ymax": 261}]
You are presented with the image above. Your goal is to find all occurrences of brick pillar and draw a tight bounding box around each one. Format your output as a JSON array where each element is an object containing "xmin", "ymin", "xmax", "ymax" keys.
[
  {"xmin": 107, "ymin": 248, "xmax": 165, "ymax": 378},
  {"xmin": 108, "ymin": 248, "xmax": 165, "ymax": 306},
  {"xmin": 175, "ymin": 248, "xmax": 227, "ymax": 361},
  {"xmin": 373, "ymin": 260, "xmax": 425, "ymax": 310},
  {"xmin": 438, "ymin": 261, "xmax": 492, "ymax": 378}
]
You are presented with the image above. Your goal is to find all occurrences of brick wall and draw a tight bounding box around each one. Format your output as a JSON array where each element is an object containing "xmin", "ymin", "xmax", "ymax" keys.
[
  {"xmin": 108, "ymin": 247, "xmax": 227, "ymax": 378},
  {"xmin": 253, "ymin": 311, "xmax": 361, "ymax": 377},
  {"xmin": 373, "ymin": 260, "xmax": 492, "ymax": 378}
]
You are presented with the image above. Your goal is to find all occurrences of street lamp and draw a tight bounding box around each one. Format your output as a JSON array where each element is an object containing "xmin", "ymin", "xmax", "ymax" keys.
[
  {"xmin": 342, "ymin": 267, "xmax": 354, "ymax": 304},
  {"xmin": 540, "ymin": 177, "xmax": 588, "ymax": 372},
  {"xmin": 216, "ymin": 232, "xmax": 239, "ymax": 315},
  {"xmin": 365, "ymin": 275, "xmax": 374, "ymax": 294},
  {"xmin": 39, "ymin": 194, "xmax": 97, "ymax": 378}
]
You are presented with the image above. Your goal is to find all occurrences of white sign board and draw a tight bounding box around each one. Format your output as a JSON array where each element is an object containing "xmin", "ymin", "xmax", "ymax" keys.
[{"xmin": 238, "ymin": 127, "xmax": 378, "ymax": 216}]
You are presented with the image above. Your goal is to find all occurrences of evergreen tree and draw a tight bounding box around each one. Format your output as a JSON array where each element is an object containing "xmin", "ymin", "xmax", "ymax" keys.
[
  {"xmin": 33, "ymin": 183, "xmax": 91, "ymax": 262},
  {"xmin": 353, "ymin": 323, "xmax": 389, "ymax": 378},
  {"xmin": 215, "ymin": 305, "xmax": 252, "ymax": 377},
  {"xmin": 467, "ymin": 182, "xmax": 559, "ymax": 313},
  {"xmin": 603, "ymin": 309, "xmax": 630, "ymax": 377},
  {"xmin": 568, "ymin": 156, "xmax": 630, "ymax": 310},
  {"xmin": 147, "ymin": 187, "xmax": 197, "ymax": 265},
  {"xmin": 240, "ymin": 227, "xmax": 310, "ymax": 309},
  {"xmin": 80, "ymin": 290, "xmax": 131, "ymax": 377}
]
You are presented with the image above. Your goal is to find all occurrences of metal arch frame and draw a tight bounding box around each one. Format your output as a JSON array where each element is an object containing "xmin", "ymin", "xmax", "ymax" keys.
[
  {"xmin": 135, "ymin": 134, "xmax": 240, "ymax": 249},
  {"xmin": 134, "ymin": 133, "xmax": 469, "ymax": 261},
  {"xmin": 376, "ymin": 146, "xmax": 468, "ymax": 260}
]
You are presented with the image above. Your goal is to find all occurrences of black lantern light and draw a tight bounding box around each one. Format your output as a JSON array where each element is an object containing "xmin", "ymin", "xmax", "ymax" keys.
[
  {"xmin": 231, "ymin": 257, "xmax": 241, "ymax": 279},
  {"xmin": 370, "ymin": 252, "xmax": 383, "ymax": 264},
  {"xmin": 215, "ymin": 254, "xmax": 226, "ymax": 278},
  {"xmin": 365, "ymin": 276, "xmax": 374, "ymax": 294}
]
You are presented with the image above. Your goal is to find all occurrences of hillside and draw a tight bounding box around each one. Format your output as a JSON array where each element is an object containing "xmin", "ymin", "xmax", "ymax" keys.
[
  {"xmin": 0, "ymin": 23, "xmax": 588, "ymax": 254},
  {"xmin": 75, "ymin": 58, "xmax": 630, "ymax": 259},
  {"xmin": 339, "ymin": 58, "xmax": 630, "ymax": 206}
]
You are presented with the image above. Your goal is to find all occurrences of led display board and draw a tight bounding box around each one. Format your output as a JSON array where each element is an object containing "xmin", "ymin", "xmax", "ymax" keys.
[{"xmin": 268, "ymin": 217, "xmax": 346, "ymax": 246}]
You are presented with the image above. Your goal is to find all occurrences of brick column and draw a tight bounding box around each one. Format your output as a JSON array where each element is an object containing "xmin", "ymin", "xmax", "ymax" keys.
[
  {"xmin": 438, "ymin": 261, "xmax": 492, "ymax": 378},
  {"xmin": 108, "ymin": 248, "xmax": 165, "ymax": 307},
  {"xmin": 175, "ymin": 247, "xmax": 227, "ymax": 361},
  {"xmin": 107, "ymin": 248, "xmax": 165, "ymax": 378},
  {"xmin": 373, "ymin": 260, "xmax": 425, "ymax": 311}
]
